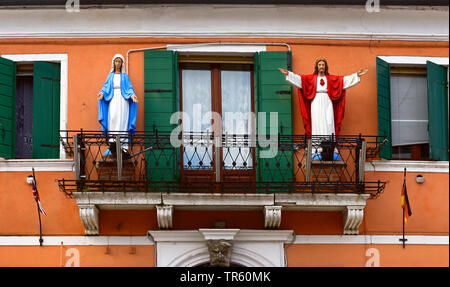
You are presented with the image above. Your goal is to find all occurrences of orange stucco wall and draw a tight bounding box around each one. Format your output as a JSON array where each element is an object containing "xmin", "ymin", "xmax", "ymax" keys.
[
  {"xmin": 0, "ymin": 243, "xmax": 447, "ymax": 267},
  {"xmin": 0, "ymin": 38, "xmax": 448, "ymax": 236},
  {"xmin": 0, "ymin": 170, "xmax": 447, "ymax": 236},
  {"xmin": 286, "ymin": 244, "xmax": 449, "ymax": 267},
  {"xmin": 0, "ymin": 38, "xmax": 448, "ymax": 267},
  {"xmin": 0, "ymin": 245, "xmax": 155, "ymax": 267},
  {"xmin": 0, "ymin": 38, "xmax": 448, "ymax": 135}
]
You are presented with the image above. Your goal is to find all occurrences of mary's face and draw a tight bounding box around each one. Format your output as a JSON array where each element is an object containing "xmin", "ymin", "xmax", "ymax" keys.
[{"xmin": 114, "ymin": 58, "xmax": 123, "ymax": 71}]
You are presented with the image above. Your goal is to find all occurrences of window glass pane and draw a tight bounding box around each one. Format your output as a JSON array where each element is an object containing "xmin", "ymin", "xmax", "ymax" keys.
[
  {"xmin": 390, "ymin": 74, "xmax": 428, "ymax": 146},
  {"xmin": 221, "ymin": 70, "xmax": 252, "ymax": 169},
  {"xmin": 15, "ymin": 75, "xmax": 33, "ymax": 159},
  {"xmin": 182, "ymin": 69, "xmax": 212, "ymax": 169}
]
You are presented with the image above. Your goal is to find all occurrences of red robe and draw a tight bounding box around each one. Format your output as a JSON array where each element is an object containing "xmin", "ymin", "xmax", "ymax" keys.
[{"xmin": 298, "ymin": 74, "xmax": 346, "ymax": 136}]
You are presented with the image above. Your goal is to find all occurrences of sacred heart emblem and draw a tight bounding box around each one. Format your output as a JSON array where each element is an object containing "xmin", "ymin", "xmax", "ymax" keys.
[{"xmin": 320, "ymin": 78, "xmax": 325, "ymax": 86}]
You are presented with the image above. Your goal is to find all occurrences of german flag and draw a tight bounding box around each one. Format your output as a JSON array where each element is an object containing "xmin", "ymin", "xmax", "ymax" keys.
[{"xmin": 401, "ymin": 174, "xmax": 412, "ymax": 223}]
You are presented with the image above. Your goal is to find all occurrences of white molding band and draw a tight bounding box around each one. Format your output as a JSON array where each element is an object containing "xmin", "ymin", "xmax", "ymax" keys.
[
  {"xmin": 377, "ymin": 56, "xmax": 449, "ymax": 66},
  {"xmin": 0, "ymin": 159, "xmax": 74, "ymax": 172},
  {"xmin": 0, "ymin": 236, "xmax": 152, "ymax": 246},
  {"xmin": 0, "ymin": 234, "xmax": 447, "ymax": 246},
  {"xmin": 0, "ymin": 6, "xmax": 448, "ymax": 41},
  {"xmin": 365, "ymin": 160, "xmax": 449, "ymax": 173},
  {"xmin": 293, "ymin": 235, "xmax": 450, "ymax": 245},
  {"xmin": 199, "ymin": 229, "xmax": 240, "ymax": 241},
  {"xmin": 166, "ymin": 44, "xmax": 267, "ymax": 54},
  {"xmin": 0, "ymin": 32, "xmax": 447, "ymax": 41},
  {"xmin": 0, "ymin": 53, "xmax": 69, "ymax": 160}
]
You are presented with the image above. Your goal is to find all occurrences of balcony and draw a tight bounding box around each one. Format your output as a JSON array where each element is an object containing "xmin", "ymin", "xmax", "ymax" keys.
[{"xmin": 58, "ymin": 130, "xmax": 386, "ymax": 235}]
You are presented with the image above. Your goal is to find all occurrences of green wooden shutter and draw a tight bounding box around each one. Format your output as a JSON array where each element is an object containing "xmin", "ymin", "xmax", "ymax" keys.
[
  {"xmin": 32, "ymin": 61, "xmax": 60, "ymax": 159},
  {"xmin": 255, "ymin": 51, "xmax": 293, "ymax": 185},
  {"xmin": 0, "ymin": 57, "xmax": 16, "ymax": 159},
  {"xmin": 144, "ymin": 50, "xmax": 179, "ymax": 182},
  {"xmin": 376, "ymin": 57, "xmax": 392, "ymax": 159},
  {"xmin": 427, "ymin": 61, "xmax": 448, "ymax": 161}
]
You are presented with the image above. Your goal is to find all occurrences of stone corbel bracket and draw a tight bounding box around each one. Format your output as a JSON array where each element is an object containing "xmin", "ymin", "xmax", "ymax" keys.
[
  {"xmin": 264, "ymin": 206, "xmax": 282, "ymax": 229},
  {"xmin": 342, "ymin": 206, "xmax": 365, "ymax": 235},
  {"xmin": 78, "ymin": 204, "xmax": 99, "ymax": 235},
  {"xmin": 275, "ymin": 193, "xmax": 370, "ymax": 235},
  {"xmin": 157, "ymin": 205, "xmax": 173, "ymax": 229}
]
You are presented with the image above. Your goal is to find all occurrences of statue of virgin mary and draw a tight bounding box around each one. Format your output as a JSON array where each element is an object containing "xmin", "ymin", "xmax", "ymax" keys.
[{"xmin": 98, "ymin": 54, "xmax": 138, "ymax": 153}]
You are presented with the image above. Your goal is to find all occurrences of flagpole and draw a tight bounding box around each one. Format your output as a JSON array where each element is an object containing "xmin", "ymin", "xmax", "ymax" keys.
[
  {"xmin": 401, "ymin": 205, "xmax": 406, "ymax": 248},
  {"xmin": 32, "ymin": 168, "xmax": 44, "ymax": 247},
  {"xmin": 36, "ymin": 200, "xmax": 43, "ymax": 247},
  {"xmin": 399, "ymin": 167, "xmax": 407, "ymax": 248}
]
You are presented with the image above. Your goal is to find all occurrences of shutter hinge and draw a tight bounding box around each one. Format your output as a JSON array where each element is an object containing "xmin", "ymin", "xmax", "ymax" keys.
[
  {"xmin": 40, "ymin": 144, "xmax": 60, "ymax": 148},
  {"xmin": 276, "ymin": 90, "xmax": 291, "ymax": 95},
  {"xmin": 41, "ymin": 77, "xmax": 59, "ymax": 81},
  {"xmin": 145, "ymin": 89, "xmax": 172, "ymax": 93}
]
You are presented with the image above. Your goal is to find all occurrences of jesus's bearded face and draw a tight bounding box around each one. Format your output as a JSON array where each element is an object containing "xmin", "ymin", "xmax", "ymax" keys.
[{"xmin": 314, "ymin": 58, "xmax": 329, "ymax": 75}]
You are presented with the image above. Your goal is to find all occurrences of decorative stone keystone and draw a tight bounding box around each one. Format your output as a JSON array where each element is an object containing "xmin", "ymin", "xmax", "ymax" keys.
[
  {"xmin": 342, "ymin": 206, "xmax": 364, "ymax": 235},
  {"xmin": 264, "ymin": 206, "xmax": 282, "ymax": 229},
  {"xmin": 78, "ymin": 205, "xmax": 99, "ymax": 235},
  {"xmin": 206, "ymin": 240, "xmax": 233, "ymax": 267},
  {"xmin": 157, "ymin": 205, "xmax": 173, "ymax": 229}
]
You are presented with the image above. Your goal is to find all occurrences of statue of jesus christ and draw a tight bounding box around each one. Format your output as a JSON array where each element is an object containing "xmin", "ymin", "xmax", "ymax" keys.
[{"xmin": 279, "ymin": 58, "xmax": 367, "ymax": 137}]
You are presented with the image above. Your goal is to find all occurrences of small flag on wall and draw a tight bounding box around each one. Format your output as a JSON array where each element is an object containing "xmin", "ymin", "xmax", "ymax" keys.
[
  {"xmin": 31, "ymin": 169, "xmax": 46, "ymax": 215},
  {"xmin": 401, "ymin": 168, "xmax": 412, "ymax": 223}
]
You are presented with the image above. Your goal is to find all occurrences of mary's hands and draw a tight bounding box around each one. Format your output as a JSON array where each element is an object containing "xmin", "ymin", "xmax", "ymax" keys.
[
  {"xmin": 97, "ymin": 92, "xmax": 103, "ymax": 100},
  {"xmin": 131, "ymin": 95, "xmax": 138, "ymax": 103},
  {"xmin": 278, "ymin": 67, "xmax": 288, "ymax": 75}
]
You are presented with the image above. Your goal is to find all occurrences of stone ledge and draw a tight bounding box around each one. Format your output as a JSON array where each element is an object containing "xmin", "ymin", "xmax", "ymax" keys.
[
  {"xmin": 275, "ymin": 193, "xmax": 370, "ymax": 211},
  {"xmin": 73, "ymin": 192, "xmax": 370, "ymax": 235}
]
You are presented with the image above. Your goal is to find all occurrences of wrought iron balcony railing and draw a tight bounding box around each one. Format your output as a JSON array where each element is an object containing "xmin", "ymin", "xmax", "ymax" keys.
[{"xmin": 58, "ymin": 130, "xmax": 386, "ymax": 198}]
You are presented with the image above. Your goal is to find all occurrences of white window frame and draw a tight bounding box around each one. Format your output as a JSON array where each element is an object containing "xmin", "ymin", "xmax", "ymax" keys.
[
  {"xmin": 0, "ymin": 53, "xmax": 69, "ymax": 171},
  {"xmin": 368, "ymin": 56, "xmax": 449, "ymax": 173}
]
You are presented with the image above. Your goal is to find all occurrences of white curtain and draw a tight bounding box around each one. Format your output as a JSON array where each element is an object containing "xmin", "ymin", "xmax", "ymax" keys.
[
  {"xmin": 221, "ymin": 70, "xmax": 252, "ymax": 169},
  {"xmin": 182, "ymin": 70, "xmax": 212, "ymax": 168},
  {"xmin": 390, "ymin": 74, "xmax": 428, "ymax": 146}
]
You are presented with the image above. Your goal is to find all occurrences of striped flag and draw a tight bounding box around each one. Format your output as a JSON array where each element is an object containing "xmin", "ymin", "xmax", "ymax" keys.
[
  {"xmin": 401, "ymin": 174, "xmax": 412, "ymax": 223},
  {"xmin": 32, "ymin": 177, "xmax": 46, "ymax": 215}
]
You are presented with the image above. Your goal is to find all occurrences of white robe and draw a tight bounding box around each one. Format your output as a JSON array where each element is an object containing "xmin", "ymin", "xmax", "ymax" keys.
[
  {"xmin": 286, "ymin": 71, "xmax": 360, "ymax": 136},
  {"xmin": 108, "ymin": 73, "xmax": 129, "ymax": 148}
]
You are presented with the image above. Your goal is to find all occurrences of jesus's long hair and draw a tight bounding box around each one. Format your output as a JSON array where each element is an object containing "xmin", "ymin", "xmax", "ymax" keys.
[{"xmin": 314, "ymin": 58, "xmax": 329, "ymax": 75}]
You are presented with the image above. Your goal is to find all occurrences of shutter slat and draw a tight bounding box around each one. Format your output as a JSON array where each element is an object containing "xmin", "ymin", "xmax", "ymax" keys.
[
  {"xmin": 427, "ymin": 61, "xmax": 448, "ymax": 161},
  {"xmin": 376, "ymin": 57, "xmax": 392, "ymax": 159},
  {"xmin": 32, "ymin": 61, "xmax": 60, "ymax": 159},
  {"xmin": 144, "ymin": 50, "xmax": 180, "ymax": 182},
  {"xmin": 0, "ymin": 57, "xmax": 16, "ymax": 159},
  {"xmin": 256, "ymin": 51, "xmax": 293, "ymax": 184}
]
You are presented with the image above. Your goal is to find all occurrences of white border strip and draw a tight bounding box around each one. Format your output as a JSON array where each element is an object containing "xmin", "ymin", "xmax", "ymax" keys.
[
  {"xmin": 365, "ymin": 160, "xmax": 449, "ymax": 173},
  {"xmin": 0, "ymin": 53, "xmax": 68, "ymax": 160},
  {"xmin": 0, "ymin": 159, "xmax": 74, "ymax": 171},
  {"xmin": 0, "ymin": 235, "xmax": 447, "ymax": 246},
  {"xmin": 0, "ymin": 236, "xmax": 152, "ymax": 246},
  {"xmin": 166, "ymin": 44, "xmax": 266, "ymax": 53},
  {"xmin": 0, "ymin": 32, "xmax": 448, "ymax": 42},
  {"xmin": 378, "ymin": 56, "xmax": 449, "ymax": 66},
  {"xmin": 293, "ymin": 235, "xmax": 449, "ymax": 245}
]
